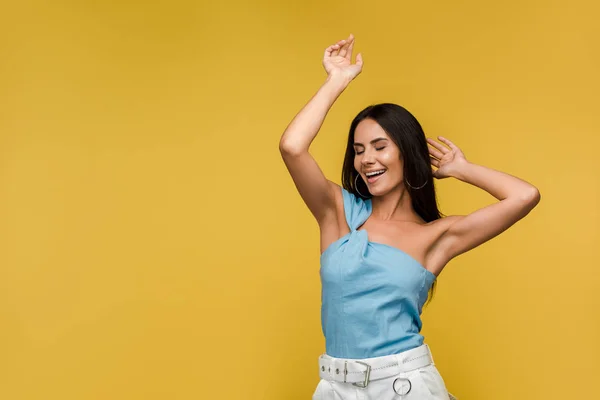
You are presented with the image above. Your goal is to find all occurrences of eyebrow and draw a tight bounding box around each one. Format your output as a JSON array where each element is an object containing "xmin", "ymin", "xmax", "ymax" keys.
[{"xmin": 353, "ymin": 137, "xmax": 389, "ymax": 147}]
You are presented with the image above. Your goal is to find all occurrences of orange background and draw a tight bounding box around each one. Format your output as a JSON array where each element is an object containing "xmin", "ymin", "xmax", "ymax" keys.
[{"xmin": 1, "ymin": 1, "xmax": 598, "ymax": 399}]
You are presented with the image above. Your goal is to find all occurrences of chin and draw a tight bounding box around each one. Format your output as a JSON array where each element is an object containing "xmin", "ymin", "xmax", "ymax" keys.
[
  {"xmin": 367, "ymin": 182, "xmax": 401, "ymax": 197},
  {"xmin": 366, "ymin": 186, "xmax": 387, "ymax": 197}
]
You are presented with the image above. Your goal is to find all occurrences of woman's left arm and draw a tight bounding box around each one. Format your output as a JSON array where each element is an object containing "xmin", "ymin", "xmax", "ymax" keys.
[{"xmin": 427, "ymin": 136, "xmax": 541, "ymax": 263}]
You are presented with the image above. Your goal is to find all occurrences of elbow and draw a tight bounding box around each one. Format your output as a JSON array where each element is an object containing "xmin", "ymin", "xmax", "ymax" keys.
[
  {"xmin": 279, "ymin": 140, "xmax": 295, "ymax": 156},
  {"xmin": 521, "ymin": 186, "xmax": 541, "ymax": 210},
  {"xmin": 279, "ymin": 139, "xmax": 305, "ymax": 157}
]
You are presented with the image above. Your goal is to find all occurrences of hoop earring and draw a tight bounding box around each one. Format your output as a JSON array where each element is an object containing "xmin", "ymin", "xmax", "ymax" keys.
[
  {"xmin": 405, "ymin": 178, "xmax": 428, "ymax": 190},
  {"xmin": 354, "ymin": 174, "xmax": 369, "ymax": 198}
]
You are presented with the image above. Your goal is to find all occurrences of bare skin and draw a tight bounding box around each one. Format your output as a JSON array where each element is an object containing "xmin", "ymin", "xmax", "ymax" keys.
[{"xmin": 280, "ymin": 34, "xmax": 541, "ymax": 277}]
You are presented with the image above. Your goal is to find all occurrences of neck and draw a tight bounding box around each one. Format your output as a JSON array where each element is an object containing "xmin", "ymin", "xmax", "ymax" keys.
[{"xmin": 370, "ymin": 185, "xmax": 422, "ymax": 223}]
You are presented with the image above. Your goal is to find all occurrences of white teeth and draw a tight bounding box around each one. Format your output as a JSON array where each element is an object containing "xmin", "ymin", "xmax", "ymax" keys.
[{"xmin": 366, "ymin": 170, "xmax": 386, "ymax": 177}]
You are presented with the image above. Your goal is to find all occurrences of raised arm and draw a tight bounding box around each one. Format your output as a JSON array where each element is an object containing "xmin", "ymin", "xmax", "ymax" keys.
[
  {"xmin": 279, "ymin": 34, "xmax": 363, "ymax": 224},
  {"xmin": 426, "ymin": 136, "xmax": 541, "ymax": 270}
]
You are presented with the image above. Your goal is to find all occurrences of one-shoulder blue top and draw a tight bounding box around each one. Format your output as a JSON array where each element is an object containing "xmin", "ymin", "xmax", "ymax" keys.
[{"xmin": 319, "ymin": 187, "xmax": 437, "ymax": 359}]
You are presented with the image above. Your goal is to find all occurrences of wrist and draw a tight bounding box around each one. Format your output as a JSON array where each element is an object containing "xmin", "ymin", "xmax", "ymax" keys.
[
  {"xmin": 325, "ymin": 72, "xmax": 352, "ymax": 89},
  {"xmin": 451, "ymin": 160, "xmax": 475, "ymax": 181}
]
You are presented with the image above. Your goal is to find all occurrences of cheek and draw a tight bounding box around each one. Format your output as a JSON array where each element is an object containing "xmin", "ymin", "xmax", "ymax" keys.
[
  {"xmin": 380, "ymin": 153, "xmax": 403, "ymax": 178},
  {"xmin": 380, "ymin": 152, "xmax": 401, "ymax": 167}
]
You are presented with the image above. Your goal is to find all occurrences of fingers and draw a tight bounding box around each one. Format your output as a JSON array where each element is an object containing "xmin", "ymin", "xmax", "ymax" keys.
[
  {"xmin": 324, "ymin": 44, "xmax": 339, "ymax": 58},
  {"xmin": 331, "ymin": 42, "xmax": 342, "ymax": 57},
  {"xmin": 325, "ymin": 44, "xmax": 340, "ymax": 58},
  {"xmin": 324, "ymin": 44, "xmax": 338, "ymax": 58},
  {"xmin": 325, "ymin": 35, "xmax": 354, "ymax": 59},
  {"xmin": 427, "ymin": 137, "xmax": 445, "ymax": 169},
  {"xmin": 355, "ymin": 52, "xmax": 363, "ymax": 67},
  {"xmin": 339, "ymin": 34, "xmax": 354, "ymax": 59},
  {"xmin": 345, "ymin": 40, "xmax": 354, "ymax": 60},
  {"xmin": 331, "ymin": 38, "xmax": 347, "ymax": 57},
  {"xmin": 427, "ymin": 141, "xmax": 447, "ymax": 162},
  {"xmin": 426, "ymin": 137, "xmax": 450, "ymax": 154},
  {"xmin": 437, "ymin": 136, "xmax": 459, "ymax": 151},
  {"xmin": 428, "ymin": 143, "xmax": 445, "ymax": 160}
]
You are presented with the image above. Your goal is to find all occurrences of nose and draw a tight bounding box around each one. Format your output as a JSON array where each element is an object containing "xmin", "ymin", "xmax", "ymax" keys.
[{"xmin": 361, "ymin": 150, "xmax": 376, "ymax": 166}]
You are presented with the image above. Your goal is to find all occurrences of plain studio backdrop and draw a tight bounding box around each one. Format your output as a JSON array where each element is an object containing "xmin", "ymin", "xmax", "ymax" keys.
[{"xmin": 1, "ymin": 1, "xmax": 598, "ymax": 399}]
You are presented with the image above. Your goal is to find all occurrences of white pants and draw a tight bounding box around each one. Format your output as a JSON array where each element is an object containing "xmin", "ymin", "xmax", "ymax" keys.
[{"xmin": 312, "ymin": 344, "xmax": 457, "ymax": 400}]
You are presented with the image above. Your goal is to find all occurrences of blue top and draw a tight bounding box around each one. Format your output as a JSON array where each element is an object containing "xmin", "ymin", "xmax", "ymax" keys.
[{"xmin": 319, "ymin": 187, "xmax": 437, "ymax": 359}]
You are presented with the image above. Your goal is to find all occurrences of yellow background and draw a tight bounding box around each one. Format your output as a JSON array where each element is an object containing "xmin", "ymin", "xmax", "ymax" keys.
[{"xmin": 1, "ymin": 1, "xmax": 598, "ymax": 399}]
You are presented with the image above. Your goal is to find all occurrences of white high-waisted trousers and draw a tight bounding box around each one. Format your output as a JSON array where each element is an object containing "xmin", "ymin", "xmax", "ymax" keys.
[{"xmin": 312, "ymin": 344, "xmax": 457, "ymax": 400}]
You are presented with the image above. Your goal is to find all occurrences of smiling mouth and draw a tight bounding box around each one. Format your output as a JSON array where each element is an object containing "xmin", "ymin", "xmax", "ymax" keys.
[{"xmin": 365, "ymin": 170, "xmax": 386, "ymax": 183}]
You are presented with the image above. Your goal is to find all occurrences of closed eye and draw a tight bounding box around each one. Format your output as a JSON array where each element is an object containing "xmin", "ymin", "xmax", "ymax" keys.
[{"xmin": 355, "ymin": 147, "xmax": 385, "ymax": 155}]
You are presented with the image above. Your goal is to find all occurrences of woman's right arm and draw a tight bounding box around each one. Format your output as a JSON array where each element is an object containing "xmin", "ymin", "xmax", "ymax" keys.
[{"xmin": 279, "ymin": 34, "xmax": 362, "ymax": 225}]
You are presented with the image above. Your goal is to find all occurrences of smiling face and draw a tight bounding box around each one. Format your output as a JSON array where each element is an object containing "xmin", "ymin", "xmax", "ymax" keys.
[{"xmin": 353, "ymin": 118, "xmax": 404, "ymax": 197}]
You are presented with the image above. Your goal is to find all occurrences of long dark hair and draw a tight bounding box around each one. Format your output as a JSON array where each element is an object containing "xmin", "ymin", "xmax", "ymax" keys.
[{"xmin": 341, "ymin": 103, "xmax": 443, "ymax": 304}]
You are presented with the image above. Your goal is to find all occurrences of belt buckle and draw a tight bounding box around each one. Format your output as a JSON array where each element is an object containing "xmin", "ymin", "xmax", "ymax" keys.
[{"xmin": 344, "ymin": 360, "xmax": 372, "ymax": 388}]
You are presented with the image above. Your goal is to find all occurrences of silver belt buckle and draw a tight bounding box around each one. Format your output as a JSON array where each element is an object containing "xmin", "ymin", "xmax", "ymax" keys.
[{"xmin": 344, "ymin": 360, "xmax": 372, "ymax": 388}]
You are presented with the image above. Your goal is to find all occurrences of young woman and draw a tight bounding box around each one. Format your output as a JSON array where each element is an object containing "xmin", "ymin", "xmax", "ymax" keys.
[{"xmin": 279, "ymin": 34, "xmax": 540, "ymax": 400}]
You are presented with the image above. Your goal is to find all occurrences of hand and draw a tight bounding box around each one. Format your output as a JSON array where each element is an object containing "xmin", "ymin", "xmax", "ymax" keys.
[
  {"xmin": 322, "ymin": 34, "xmax": 363, "ymax": 82},
  {"xmin": 427, "ymin": 136, "xmax": 469, "ymax": 179}
]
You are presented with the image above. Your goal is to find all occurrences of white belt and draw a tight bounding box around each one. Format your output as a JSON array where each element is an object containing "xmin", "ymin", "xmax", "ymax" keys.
[{"xmin": 318, "ymin": 344, "xmax": 434, "ymax": 388}]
